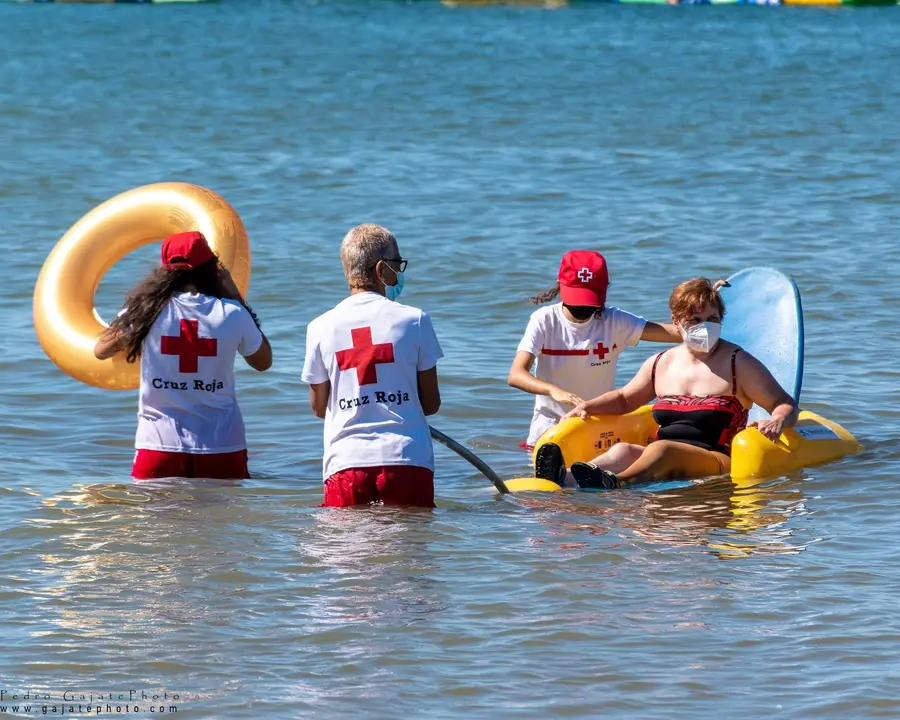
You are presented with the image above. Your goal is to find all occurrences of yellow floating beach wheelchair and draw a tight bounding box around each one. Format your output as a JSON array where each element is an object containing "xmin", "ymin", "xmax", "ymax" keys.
[{"xmin": 505, "ymin": 406, "xmax": 861, "ymax": 493}]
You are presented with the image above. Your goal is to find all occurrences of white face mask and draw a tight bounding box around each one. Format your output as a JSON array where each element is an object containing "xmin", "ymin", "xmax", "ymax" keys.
[{"xmin": 681, "ymin": 321, "xmax": 722, "ymax": 353}]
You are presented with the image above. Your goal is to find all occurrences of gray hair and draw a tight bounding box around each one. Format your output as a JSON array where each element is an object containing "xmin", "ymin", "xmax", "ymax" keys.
[{"xmin": 340, "ymin": 224, "xmax": 398, "ymax": 288}]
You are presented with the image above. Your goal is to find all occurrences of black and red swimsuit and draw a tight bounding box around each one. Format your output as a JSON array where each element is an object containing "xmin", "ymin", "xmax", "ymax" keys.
[{"xmin": 651, "ymin": 349, "xmax": 749, "ymax": 455}]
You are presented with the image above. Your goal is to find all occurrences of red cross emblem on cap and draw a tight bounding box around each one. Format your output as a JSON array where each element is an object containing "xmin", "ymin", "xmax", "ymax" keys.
[
  {"xmin": 336, "ymin": 327, "xmax": 395, "ymax": 386},
  {"xmin": 161, "ymin": 319, "xmax": 218, "ymax": 373},
  {"xmin": 578, "ymin": 267, "xmax": 593, "ymax": 284}
]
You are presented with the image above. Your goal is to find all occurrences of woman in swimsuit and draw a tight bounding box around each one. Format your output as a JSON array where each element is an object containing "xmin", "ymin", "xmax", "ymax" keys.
[{"xmin": 557, "ymin": 277, "xmax": 799, "ymax": 489}]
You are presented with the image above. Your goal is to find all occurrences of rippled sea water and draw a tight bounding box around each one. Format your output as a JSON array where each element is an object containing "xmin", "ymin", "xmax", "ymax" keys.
[{"xmin": 1, "ymin": 2, "xmax": 899, "ymax": 718}]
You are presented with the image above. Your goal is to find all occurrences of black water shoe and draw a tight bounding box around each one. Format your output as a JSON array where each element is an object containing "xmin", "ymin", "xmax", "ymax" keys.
[
  {"xmin": 535, "ymin": 443, "xmax": 566, "ymax": 486},
  {"xmin": 570, "ymin": 462, "xmax": 618, "ymax": 490}
]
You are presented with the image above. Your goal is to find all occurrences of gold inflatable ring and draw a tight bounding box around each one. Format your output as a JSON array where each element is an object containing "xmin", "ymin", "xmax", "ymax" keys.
[{"xmin": 33, "ymin": 182, "xmax": 250, "ymax": 390}]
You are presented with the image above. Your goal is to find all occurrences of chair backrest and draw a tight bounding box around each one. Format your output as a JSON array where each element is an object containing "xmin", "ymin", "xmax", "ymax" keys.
[{"xmin": 719, "ymin": 267, "xmax": 804, "ymax": 422}]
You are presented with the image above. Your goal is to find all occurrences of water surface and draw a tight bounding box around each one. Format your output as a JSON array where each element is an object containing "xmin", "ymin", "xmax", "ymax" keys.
[{"xmin": 1, "ymin": 2, "xmax": 899, "ymax": 718}]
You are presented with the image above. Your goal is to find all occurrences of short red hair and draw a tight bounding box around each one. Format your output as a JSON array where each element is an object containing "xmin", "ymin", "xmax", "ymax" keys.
[{"xmin": 669, "ymin": 278, "xmax": 726, "ymax": 324}]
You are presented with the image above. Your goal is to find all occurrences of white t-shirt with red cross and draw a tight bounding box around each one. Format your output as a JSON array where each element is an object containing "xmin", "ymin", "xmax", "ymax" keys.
[
  {"xmin": 301, "ymin": 292, "xmax": 444, "ymax": 481},
  {"xmin": 134, "ymin": 292, "xmax": 263, "ymax": 454},
  {"xmin": 518, "ymin": 303, "xmax": 647, "ymax": 446}
]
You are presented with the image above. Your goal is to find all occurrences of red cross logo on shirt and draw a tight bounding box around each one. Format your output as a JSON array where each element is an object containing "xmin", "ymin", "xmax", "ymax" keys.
[
  {"xmin": 593, "ymin": 342, "xmax": 610, "ymax": 360},
  {"xmin": 161, "ymin": 319, "xmax": 218, "ymax": 373},
  {"xmin": 336, "ymin": 327, "xmax": 395, "ymax": 386}
]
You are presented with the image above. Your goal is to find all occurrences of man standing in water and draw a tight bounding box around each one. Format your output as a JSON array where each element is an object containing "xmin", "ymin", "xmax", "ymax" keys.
[{"xmin": 302, "ymin": 224, "xmax": 443, "ymax": 507}]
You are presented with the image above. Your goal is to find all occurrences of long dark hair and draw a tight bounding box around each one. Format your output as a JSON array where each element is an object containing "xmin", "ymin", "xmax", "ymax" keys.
[
  {"xmin": 527, "ymin": 281, "xmax": 606, "ymax": 319},
  {"xmin": 111, "ymin": 258, "xmax": 259, "ymax": 364},
  {"xmin": 528, "ymin": 283, "xmax": 561, "ymax": 305}
]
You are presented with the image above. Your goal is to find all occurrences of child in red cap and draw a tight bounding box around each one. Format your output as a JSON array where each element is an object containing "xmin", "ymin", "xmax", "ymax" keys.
[
  {"xmin": 93, "ymin": 231, "xmax": 272, "ymax": 481},
  {"xmin": 508, "ymin": 250, "xmax": 678, "ymax": 483}
]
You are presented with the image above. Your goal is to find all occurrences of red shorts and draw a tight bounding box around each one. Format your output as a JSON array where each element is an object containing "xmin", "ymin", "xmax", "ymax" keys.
[
  {"xmin": 323, "ymin": 465, "xmax": 434, "ymax": 508},
  {"xmin": 132, "ymin": 449, "xmax": 249, "ymax": 481}
]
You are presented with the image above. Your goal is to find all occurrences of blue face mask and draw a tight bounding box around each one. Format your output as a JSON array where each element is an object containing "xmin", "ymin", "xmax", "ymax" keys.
[{"xmin": 381, "ymin": 263, "xmax": 404, "ymax": 302}]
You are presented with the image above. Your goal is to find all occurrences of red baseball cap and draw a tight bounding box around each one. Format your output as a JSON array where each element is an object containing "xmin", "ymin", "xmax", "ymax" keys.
[
  {"xmin": 161, "ymin": 231, "xmax": 215, "ymax": 271},
  {"xmin": 557, "ymin": 250, "xmax": 609, "ymax": 306}
]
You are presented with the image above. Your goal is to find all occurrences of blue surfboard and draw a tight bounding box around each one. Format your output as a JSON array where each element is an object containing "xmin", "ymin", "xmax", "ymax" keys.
[{"xmin": 718, "ymin": 267, "xmax": 804, "ymax": 423}]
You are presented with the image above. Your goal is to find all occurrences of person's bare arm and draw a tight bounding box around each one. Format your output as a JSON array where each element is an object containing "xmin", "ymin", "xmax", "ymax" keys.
[
  {"xmin": 243, "ymin": 334, "xmax": 272, "ymax": 371},
  {"xmin": 640, "ymin": 321, "xmax": 681, "ymax": 343},
  {"xmin": 564, "ymin": 353, "xmax": 659, "ymax": 420},
  {"xmin": 507, "ymin": 351, "xmax": 584, "ymax": 407},
  {"xmin": 417, "ymin": 366, "xmax": 441, "ymax": 416},
  {"xmin": 309, "ymin": 381, "xmax": 330, "ymax": 419},
  {"xmin": 94, "ymin": 326, "xmax": 124, "ymax": 360},
  {"xmin": 737, "ymin": 352, "xmax": 799, "ymax": 441}
]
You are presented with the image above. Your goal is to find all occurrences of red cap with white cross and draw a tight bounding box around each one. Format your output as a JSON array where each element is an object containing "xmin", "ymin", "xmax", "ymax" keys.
[{"xmin": 557, "ymin": 250, "xmax": 609, "ymax": 306}]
